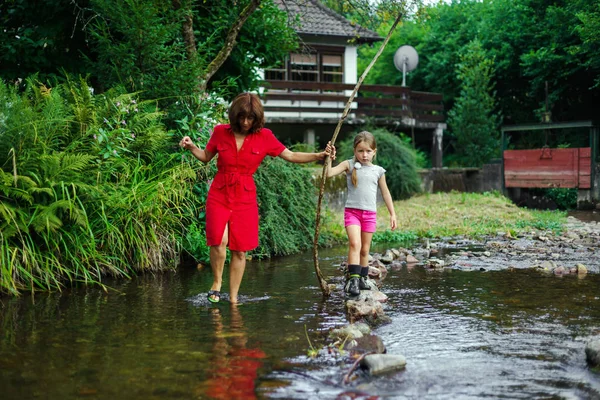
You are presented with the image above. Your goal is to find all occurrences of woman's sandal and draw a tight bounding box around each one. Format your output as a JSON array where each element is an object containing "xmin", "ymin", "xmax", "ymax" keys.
[{"xmin": 207, "ymin": 290, "xmax": 221, "ymax": 304}]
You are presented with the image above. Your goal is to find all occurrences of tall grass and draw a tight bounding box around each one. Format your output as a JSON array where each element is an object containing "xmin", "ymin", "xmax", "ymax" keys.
[{"xmin": 0, "ymin": 77, "xmax": 202, "ymax": 294}]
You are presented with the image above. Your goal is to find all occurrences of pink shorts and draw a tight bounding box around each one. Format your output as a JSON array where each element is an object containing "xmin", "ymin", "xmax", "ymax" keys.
[{"xmin": 344, "ymin": 208, "xmax": 377, "ymax": 233}]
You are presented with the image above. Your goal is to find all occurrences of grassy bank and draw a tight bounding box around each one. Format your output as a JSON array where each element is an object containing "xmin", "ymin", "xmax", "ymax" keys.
[{"xmin": 321, "ymin": 191, "xmax": 567, "ymax": 243}]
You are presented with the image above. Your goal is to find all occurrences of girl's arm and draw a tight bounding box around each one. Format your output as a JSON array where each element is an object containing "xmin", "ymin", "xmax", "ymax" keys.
[
  {"xmin": 326, "ymin": 158, "xmax": 349, "ymax": 178},
  {"xmin": 378, "ymin": 175, "xmax": 397, "ymax": 230},
  {"xmin": 179, "ymin": 136, "xmax": 215, "ymax": 163},
  {"xmin": 278, "ymin": 141, "xmax": 335, "ymax": 164}
]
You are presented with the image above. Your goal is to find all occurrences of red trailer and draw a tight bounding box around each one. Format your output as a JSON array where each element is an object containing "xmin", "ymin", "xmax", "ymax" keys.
[{"xmin": 501, "ymin": 121, "xmax": 599, "ymax": 192}]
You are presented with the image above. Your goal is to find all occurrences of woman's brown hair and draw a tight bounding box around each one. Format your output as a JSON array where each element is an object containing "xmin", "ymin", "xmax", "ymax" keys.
[
  {"xmin": 228, "ymin": 92, "xmax": 265, "ymax": 134},
  {"xmin": 351, "ymin": 131, "xmax": 377, "ymax": 187}
]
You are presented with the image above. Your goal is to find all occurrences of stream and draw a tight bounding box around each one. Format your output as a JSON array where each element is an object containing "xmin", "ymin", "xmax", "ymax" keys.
[{"xmin": 1, "ymin": 241, "xmax": 600, "ymax": 399}]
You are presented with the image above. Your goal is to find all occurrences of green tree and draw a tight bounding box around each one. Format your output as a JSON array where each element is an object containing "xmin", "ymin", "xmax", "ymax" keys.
[
  {"xmin": 0, "ymin": 0, "xmax": 298, "ymax": 103},
  {"xmin": 0, "ymin": 0, "xmax": 90, "ymax": 83},
  {"xmin": 446, "ymin": 40, "xmax": 501, "ymax": 167}
]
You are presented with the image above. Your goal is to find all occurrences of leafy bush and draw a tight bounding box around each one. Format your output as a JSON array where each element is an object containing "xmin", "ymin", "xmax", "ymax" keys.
[
  {"xmin": 0, "ymin": 76, "xmax": 199, "ymax": 294},
  {"xmin": 253, "ymin": 158, "xmax": 321, "ymax": 258},
  {"xmin": 337, "ymin": 128, "xmax": 421, "ymax": 200}
]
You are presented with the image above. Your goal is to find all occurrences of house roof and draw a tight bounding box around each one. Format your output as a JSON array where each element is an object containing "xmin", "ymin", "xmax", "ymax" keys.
[{"xmin": 275, "ymin": 0, "xmax": 382, "ymax": 44}]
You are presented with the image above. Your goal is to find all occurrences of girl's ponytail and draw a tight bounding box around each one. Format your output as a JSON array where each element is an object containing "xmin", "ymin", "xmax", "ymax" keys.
[{"xmin": 351, "ymin": 158, "xmax": 358, "ymax": 187}]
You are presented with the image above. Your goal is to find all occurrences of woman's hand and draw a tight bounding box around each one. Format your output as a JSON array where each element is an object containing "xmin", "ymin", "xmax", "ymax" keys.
[{"xmin": 179, "ymin": 136, "xmax": 197, "ymax": 150}]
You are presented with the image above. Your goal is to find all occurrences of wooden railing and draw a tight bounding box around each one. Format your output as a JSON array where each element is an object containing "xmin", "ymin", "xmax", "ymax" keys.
[{"xmin": 260, "ymin": 80, "xmax": 444, "ymax": 123}]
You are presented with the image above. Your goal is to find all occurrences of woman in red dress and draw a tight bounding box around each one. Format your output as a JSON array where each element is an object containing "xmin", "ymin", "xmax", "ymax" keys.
[{"xmin": 180, "ymin": 92, "xmax": 333, "ymax": 304}]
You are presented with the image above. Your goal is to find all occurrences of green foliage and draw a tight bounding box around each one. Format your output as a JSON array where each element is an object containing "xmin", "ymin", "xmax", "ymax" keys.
[
  {"xmin": 0, "ymin": 0, "xmax": 90, "ymax": 83},
  {"xmin": 87, "ymin": 0, "xmax": 199, "ymax": 101},
  {"xmin": 252, "ymin": 158, "xmax": 319, "ymax": 258},
  {"xmin": 337, "ymin": 128, "xmax": 421, "ymax": 200},
  {"xmin": 0, "ymin": 76, "xmax": 198, "ymax": 294},
  {"xmin": 545, "ymin": 188, "xmax": 578, "ymax": 211},
  {"xmin": 372, "ymin": 229, "xmax": 418, "ymax": 244},
  {"xmin": 446, "ymin": 40, "xmax": 501, "ymax": 167},
  {"xmin": 359, "ymin": 0, "xmax": 600, "ymax": 128},
  {"xmin": 530, "ymin": 187, "xmax": 578, "ymax": 211}
]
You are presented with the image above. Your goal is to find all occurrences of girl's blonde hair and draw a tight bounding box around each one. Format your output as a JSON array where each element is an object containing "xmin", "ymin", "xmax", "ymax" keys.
[{"xmin": 351, "ymin": 131, "xmax": 377, "ymax": 187}]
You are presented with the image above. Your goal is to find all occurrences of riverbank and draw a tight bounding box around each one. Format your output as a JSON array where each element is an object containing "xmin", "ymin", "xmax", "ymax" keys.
[
  {"xmin": 322, "ymin": 190, "xmax": 600, "ymax": 278},
  {"xmin": 322, "ymin": 191, "xmax": 567, "ymax": 243}
]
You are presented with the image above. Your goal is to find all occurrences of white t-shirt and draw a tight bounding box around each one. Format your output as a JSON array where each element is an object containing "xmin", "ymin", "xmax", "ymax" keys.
[{"xmin": 345, "ymin": 159, "xmax": 386, "ymax": 212}]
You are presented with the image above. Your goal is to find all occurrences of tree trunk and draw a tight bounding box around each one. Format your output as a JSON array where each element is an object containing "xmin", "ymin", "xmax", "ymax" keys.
[
  {"xmin": 198, "ymin": 0, "xmax": 262, "ymax": 92},
  {"xmin": 172, "ymin": 0, "xmax": 197, "ymax": 60}
]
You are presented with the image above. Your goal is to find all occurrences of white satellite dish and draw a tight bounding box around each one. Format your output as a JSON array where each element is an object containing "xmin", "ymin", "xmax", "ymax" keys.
[{"xmin": 393, "ymin": 45, "xmax": 419, "ymax": 87}]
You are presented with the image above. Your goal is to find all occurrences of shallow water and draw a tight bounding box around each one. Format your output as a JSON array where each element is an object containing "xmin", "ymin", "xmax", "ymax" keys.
[{"xmin": 1, "ymin": 244, "xmax": 600, "ymax": 399}]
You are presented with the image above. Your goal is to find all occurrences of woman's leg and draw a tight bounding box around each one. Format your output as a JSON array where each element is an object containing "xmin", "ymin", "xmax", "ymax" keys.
[
  {"xmin": 209, "ymin": 224, "xmax": 229, "ymax": 302},
  {"xmin": 228, "ymin": 250, "xmax": 246, "ymax": 304}
]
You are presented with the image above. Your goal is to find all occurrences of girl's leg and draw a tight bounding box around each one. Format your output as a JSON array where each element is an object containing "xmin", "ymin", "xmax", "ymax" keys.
[
  {"xmin": 209, "ymin": 224, "xmax": 229, "ymax": 302},
  {"xmin": 359, "ymin": 231, "xmax": 374, "ymax": 267},
  {"xmin": 345, "ymin": 225, "xmax": 362, "ymax": 295},
  {"xmin": 359, "ymin": 231, "xmax": 374, "ymax": 289},
  {"xmin": 228, "ymin": 250, "xmax": 246, "ymax": 304},
  {"xmin": 346, "ymin": 225, "xmax": 362, "ymax": 265}
]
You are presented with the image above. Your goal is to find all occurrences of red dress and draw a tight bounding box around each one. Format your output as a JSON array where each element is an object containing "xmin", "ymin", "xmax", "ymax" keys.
[{"xmin": 204, "ymin": 124, "xmax": 286, "ymax": 251}]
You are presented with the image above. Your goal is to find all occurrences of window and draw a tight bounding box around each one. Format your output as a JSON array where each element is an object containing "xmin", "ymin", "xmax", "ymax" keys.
[
  {"xmin": 322, "ymin": 54, "xmax": 343, "ymax": 83},
  {"xmin": 265, "ymin": 59, "xmax": 287, "ymax": 81},
  {"xmin": 290, "ymin": 53, "xmax": 318, "ymax": 82},
  {"xmin": 264, "ymin": 47, "xmax": 345, "ymax": 84}
]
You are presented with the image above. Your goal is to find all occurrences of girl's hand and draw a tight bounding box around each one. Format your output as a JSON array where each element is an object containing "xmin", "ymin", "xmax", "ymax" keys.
[
  {"xmin": 179, "ymin": 136, "xmax": 197, "ymax": 150},
  {"xmin": 325, "ymin": 141, "xmax": 336, "ymax": 160},
  {"xmin": 390, "ymin": 215, "xmax": 397, "ymax": 231}
]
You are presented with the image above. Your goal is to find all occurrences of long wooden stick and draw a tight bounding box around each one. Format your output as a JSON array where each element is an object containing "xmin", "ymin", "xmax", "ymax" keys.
[{"xmin": 312, "ymin": 13, "xmax": 404, "ymax": 296}]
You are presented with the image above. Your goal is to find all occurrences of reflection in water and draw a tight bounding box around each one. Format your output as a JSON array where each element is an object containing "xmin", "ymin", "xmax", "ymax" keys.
[{"xmin": 204, "ymin": 305, "xmax": 266, "ymax": 400}]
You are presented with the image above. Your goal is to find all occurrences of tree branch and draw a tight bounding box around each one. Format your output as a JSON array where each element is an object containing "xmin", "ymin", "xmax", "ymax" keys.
[
  {"xmin": 312, "ymin": 12, "xmax": 404, "ymax": 297},
  {"xmin": 173, "ymin": 0, "xmax": 197, "ymax": 61},
  {"xmin": 199, "ymin": 0, "xmax": 261, "ymax": 92}
]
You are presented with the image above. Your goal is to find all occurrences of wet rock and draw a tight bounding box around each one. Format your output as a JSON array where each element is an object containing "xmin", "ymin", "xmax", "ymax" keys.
[
  {"xmin": 329, "ymin": 322, "xmax": 370, "ymax": 341},
  {"xmin": 346, "ymin": 334, "xmax": 386, "ymax": 354},
  {"xmin": 365, "ymin": 289, "xmax": 388, "ymax": 303},
  {"xmin": 427, "ymin": 258, "xmax": 445, "ymax": 269},
  {"xmin": 360, "ymin": 354, "xmax": 406, "ymax": 375},
  {"xmin": 387, "ymin": 260, "xmax": 404, "ymax": 271},
  {"xmin": 577, "ymin": 264, "xmax": 588, "ymax": 275},
  {"xmin": 414, "ymin": 248, "xmax": 430, "ymax": 259},
  {"xmin": 585, "ymin": 338, "xmax": 600, "ymax": 367},
  {"xmin": 406, "ymin": 255, "xmax": 419, "ymax": 263},
  {"xmin": 346, "ymin": 297, "xmax": 386, "ymax": 325},
  {"xmin": 553, "ymin": 266, "xmax": 566, "ymax": 275},
  {"xmin": 367, "ymin": 266, "xmax": 381, "ymax": 279},
  {"xmin": 380, "ymin": 250, "xmax": 394, "ymax": 264}
]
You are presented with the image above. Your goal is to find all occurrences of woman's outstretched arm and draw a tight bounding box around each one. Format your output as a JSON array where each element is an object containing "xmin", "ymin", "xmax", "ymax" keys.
[{"xmin": 179, "ymin": 136, "xmax": 216, "ymax": 163}]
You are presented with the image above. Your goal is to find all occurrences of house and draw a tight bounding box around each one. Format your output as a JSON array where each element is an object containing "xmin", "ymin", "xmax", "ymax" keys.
[{"xmin": 260, "ymin": 0, "xmax": 446, "ymax": 167}]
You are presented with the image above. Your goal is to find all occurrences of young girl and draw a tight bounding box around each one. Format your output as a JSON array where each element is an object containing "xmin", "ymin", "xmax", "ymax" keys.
[{"xmin": 326, "ymin": 131, "xmax": 397, "ymax": 296}]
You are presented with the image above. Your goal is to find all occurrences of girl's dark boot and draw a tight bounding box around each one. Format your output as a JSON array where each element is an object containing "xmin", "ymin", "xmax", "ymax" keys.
[
  {"xmin": 358, "ymin": 266, "xmax": 371, "ymax": 290},
  {"xmin": 345, "ymin": 264, "xmax": 361, "ymax": 296}
]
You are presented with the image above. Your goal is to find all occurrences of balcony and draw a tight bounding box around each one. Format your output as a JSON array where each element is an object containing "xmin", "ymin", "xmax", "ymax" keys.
[{"xmin": 260, "ymin": 80, "xmax": 445, "ymax": 127}]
